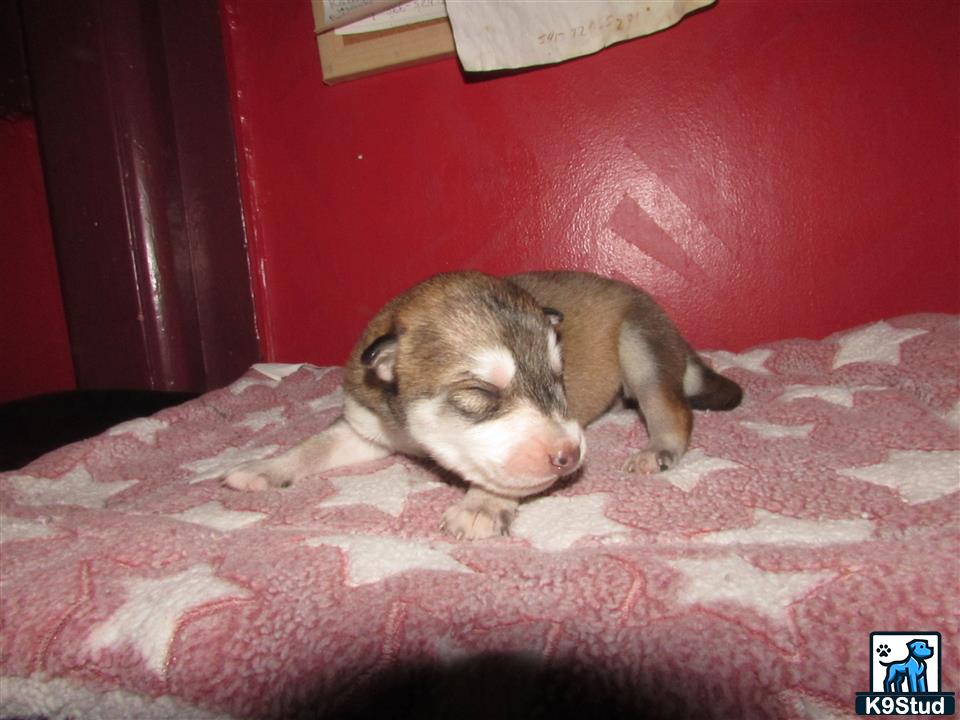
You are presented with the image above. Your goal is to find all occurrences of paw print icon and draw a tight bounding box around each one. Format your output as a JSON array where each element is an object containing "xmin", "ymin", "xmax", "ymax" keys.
[{"xmin": 876, "ymin": 643, "xmax": 891, "ymax": 658}]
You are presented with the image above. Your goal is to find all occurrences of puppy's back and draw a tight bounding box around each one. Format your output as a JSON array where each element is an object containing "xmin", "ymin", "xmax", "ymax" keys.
[{"xmin": 508, "ymin": 271, "xmax": 741, "ymax": 425}]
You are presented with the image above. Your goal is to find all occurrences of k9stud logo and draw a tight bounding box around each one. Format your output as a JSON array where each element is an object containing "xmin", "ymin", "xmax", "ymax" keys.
[{"xmin": 855, "ymin": 632, "xmax": 955, "ymax": 715}]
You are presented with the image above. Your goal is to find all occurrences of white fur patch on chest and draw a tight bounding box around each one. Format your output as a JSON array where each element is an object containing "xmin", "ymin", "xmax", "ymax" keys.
[{"xmin": 471, "ymin": 346, "xmax": 517, "ymax": 388}]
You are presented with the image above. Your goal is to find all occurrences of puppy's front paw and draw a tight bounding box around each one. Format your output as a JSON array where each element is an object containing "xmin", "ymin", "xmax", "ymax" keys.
[
  {"xmin": 440, "ymin": 491, "xmax": 518, "ymax": 540},
  {"xmin": 623, "ymin": 449, "xmax": 677, "ymax": 474},
  {"xmin": 441, "ymin": 503, "xmax": 511, "ymax": 540},
  {"xmin": 222, "ymin": 459, "xmax": 292, "ymax": 491}
]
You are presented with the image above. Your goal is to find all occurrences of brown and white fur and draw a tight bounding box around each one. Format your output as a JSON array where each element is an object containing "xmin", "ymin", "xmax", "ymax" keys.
[{"xmin": 223, "ymin": 271, "xmax": 742, "ymax": 539}]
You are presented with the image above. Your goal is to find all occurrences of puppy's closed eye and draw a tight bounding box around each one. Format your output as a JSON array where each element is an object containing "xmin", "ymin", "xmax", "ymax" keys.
[{"xmin": 448, "ymin": 384, "xmax": 501, "ymax": 420}]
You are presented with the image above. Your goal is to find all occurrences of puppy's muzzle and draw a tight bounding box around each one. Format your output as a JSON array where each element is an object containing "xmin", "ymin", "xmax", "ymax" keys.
[{"xmin": 500, "ymin": 428, "xmax": 584, "ymax": 493}]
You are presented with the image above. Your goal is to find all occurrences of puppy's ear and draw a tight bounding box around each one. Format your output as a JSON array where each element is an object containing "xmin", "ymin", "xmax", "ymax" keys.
[
  {"xmin": 543, "ymin": 307, "xmax": 563, "ymax": 326},
  {"xmin": 361, "ymin": 333, "xmax": 398, "ymax": 383}
]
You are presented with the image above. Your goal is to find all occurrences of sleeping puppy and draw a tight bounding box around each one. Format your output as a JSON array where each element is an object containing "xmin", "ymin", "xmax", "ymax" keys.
[{"xmin": 223, "ymin": 271, "xmax": 742, "ymax": 539}]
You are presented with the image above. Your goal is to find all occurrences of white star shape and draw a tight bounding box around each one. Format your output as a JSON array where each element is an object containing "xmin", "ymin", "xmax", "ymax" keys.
[
  {"xmin": 107, "ymin": 417, "xmax": 168, "ymax": 444},
  {"xmin": 832, "ymin": 321, "xmax": 926, "ymax": 369},
  {"xmin": 85, "ymin": 564, "xmax": 251, "ymax": 675},
  {"xmin": 183, "ymin": 444, "xmax": 279, "ymax": 484},
  {"xmin": 778, "ymin": 384, "xmax": 886, "ymax": 408},
  {"xmin": 666, "ymin": 554, "xmax": 834, "ymax": 623},
  {"xmin": 7, "ymin": 466, "xmax": 137, "ymax": 509},
  {"xmin": 660, "ymin": 448, "xmax": 742, "ymax": 492},
  {"xmin": 838, "ymin": 450, "xmax": 959, "ymax": 504},
  {"xmin": 318, "ymin": 464, "xmax": 443, "ymax": 517},
  {"xmin": 237, "ymin": 406, "xmax": 286, "ymax": 432},
  {"xmin": 740, "ymin": 421, "xmax": 814, "ymax": 439},
  {"xmin": 304, "ymin": 535, "xmax": 471, "ymax": 586},
  {"xmin": 695, "ymin": 509, "xmax": 874, "ymax": 546},
  {"xmin": 166, "ymin": 502, "xmax": 266, "ymax": 532},
  {"xmin": 705, "ymin": 348, "xmax": 772, "ymax": 375},
  {"xmin": 0, "ymin": 515, "xmax": 57, "ymax": 544},
  {"xmin": 511, "ymin": 493, "xmax": 630, "ymax": 551}
]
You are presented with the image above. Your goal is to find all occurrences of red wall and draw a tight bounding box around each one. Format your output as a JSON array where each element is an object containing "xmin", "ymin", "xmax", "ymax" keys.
[
  {"xmin": 0, "ymin": 118, "xmax": 75, "ymax": 403},
  {"xmin": 221, "ymin": 0, "xmax": 959, "ymax": 365}
]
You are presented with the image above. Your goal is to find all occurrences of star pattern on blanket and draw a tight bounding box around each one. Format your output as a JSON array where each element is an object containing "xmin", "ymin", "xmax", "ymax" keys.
[
  {"xmin": 511, "ymin": 493, "xmax": 630, "ymax": 551},
  {"xmin": 838, "ymin": 450, "xmax": 960, "ymax": 504},
  {"xmin": 309, "ymin": 387, "xmax": 344, "ymax": 412},
  {"xmin": 695, "ymin": 509, "xmax": 875, "ymax": 546},
  {"xmin": 167, "ymin": 501, "xmax": 267, "ymax": 532},
  {"xmin": 107, "ymin": 417, "xmax": 168, "ymax": 444},
  {"xmin": 238, "ymin": 407, "xmax": 286, "ymax": 432},
  {"xmin": 0, "ymin": 675, "xmax": 233, "ymax": 720},
  {"xmin": 739, "ymin": 421, "xmax": 814, "ymax": 439},
  {"xmin": 659, "ymin": 448, "xmax": 742, "ymax": 492},
  {"xmin": 0, "ymin": 514, "xmax": 57, "ymax": 543},
  {"xmin": 183, "ymin": 444, "xmax": 279, "ymax": 484},
  {"xmin": 318, "ymin": 464, "xmax": 444, "ymax": 517},
  {"xmin": 0, "ymin": 312, "xmax": 955, "ymax": 719},
  {"xmin": 778, "ymin": 384, "xmax": 885, "ymax": 408},
  {"xmin": 304, "ymin": 535, "xmax": 471, "ymax": 586},
  {"xmin": 666, "ymin": 554, "xmax": 834, "ymax": 623},
  {"xmin": 85, "ymin": 564, "xmax": 251, "ymax": 675},
  {"xmin": 249, "ymin": 363, "xmax": 311, "ymax": 381},
  {"xmin": 706, "ymin": 348, "xmax": 772, "ymax": 375},
  {"xmin": 8, "ymin": 466, "xmax": 137, "ymax": 509},
  {"xmin": 228, "ymin": 376, "xmax": 279, "ymax": 395},
  {"xmin": 832, "ymin": 321, "xmax": 926, "ymax": 369}
]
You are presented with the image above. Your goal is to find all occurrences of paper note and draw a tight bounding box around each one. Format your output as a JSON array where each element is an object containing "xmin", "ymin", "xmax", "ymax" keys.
[
  {"xmin": 445, "ymin": 0, "xmax": 715, "ymax": 72},
  {"xmin": 319, "ymin": 0, "xmax": 401, "ymax": 31},
  {"xmin": 322, "ymin": 0, "xmax": 378, "ymax": 25},
  {"xmin": 336, "ymin": 0, "xmax": 448, "ymax": 35}
]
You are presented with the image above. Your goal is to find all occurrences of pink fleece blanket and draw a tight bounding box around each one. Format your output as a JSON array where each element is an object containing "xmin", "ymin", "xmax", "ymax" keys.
[{"xmin": 2, "ymin": 315, "xmax": 958, "ymax": 719}]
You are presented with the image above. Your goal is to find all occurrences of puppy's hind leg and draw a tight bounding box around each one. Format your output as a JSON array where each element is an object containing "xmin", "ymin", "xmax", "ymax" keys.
[
  {"xmin": 618, "ymin": 323, "xmax": 692, "ymax": 474},
  {"xmin": 223, "ymin": 417, "xmax": 392, "ymax": 491}
]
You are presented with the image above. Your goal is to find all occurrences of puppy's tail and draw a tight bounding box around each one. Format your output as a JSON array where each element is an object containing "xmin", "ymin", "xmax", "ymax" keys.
[{"xmin": 684, "ymin": 356, "xmax": 743, "ymax": 411}]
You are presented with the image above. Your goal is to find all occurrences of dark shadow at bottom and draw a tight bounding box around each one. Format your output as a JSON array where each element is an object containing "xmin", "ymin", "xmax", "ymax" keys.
[{"xmin": 287, "ymin": 653, "xmax": 705, "ymax": 720}]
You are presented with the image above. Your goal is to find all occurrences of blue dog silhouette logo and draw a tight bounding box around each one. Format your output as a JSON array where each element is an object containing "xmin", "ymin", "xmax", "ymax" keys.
[
  {"xmin": 880, "ymin": 638, "xmax": 934, "ymax": 693},
  {"xmin": 855, "ymin": 631, "xmax": 955, "ymax": 715}
]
